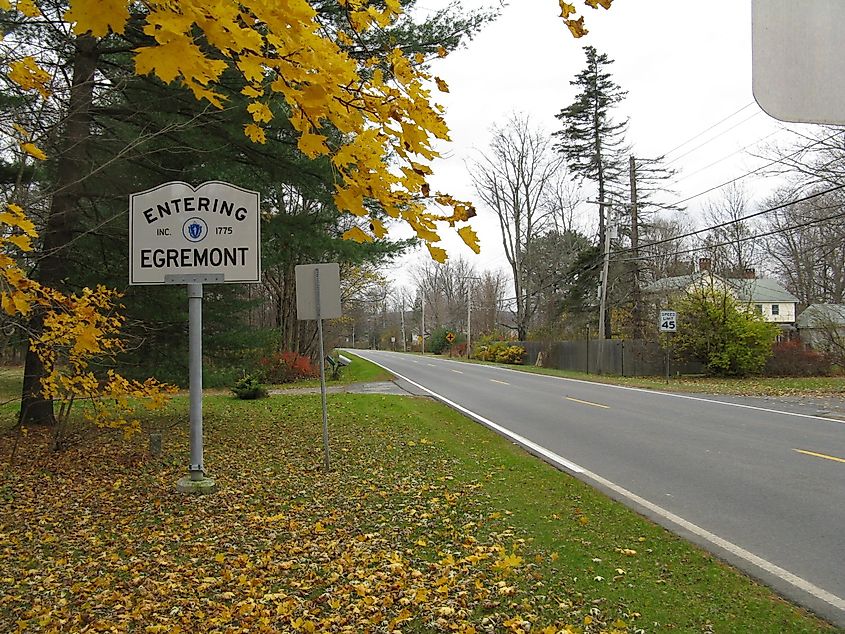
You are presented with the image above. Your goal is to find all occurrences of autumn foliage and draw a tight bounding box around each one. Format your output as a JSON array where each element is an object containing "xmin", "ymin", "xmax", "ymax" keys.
[
  {"xmin": 3, "ymin": 0, "xmax": 611, "ymax": 261},
  {"xmin": 0, "ymin": 200, "xmax": 175, "ymax": 441},
  {"xmin": 0, "ymin": 395, "xmax": 640, "ymax": 633},
  {"xmin": 0, "ymin": 0, "xmax": 614, "ymax": 432},
  {"xmin": 259, "ymin": 351, "xmax": 319, "ymax": 384}
]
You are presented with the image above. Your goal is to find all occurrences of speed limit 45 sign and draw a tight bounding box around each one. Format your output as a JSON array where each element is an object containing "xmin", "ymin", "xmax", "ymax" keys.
[{"xmin": 659, "ymin": 310, "xmax": 677, "ymax": 332}]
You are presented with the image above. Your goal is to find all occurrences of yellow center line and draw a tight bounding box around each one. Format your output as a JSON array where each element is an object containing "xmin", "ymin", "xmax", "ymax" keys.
[
  {"xmin": 793, "ymin": 449, "xmax": 845, "ymax": 464},
  {"xmin": 451, "ymin": 369, "xmax": 464, "ymax": 374},
  {"xmin": 490, "ymin": 379, "xmax": 510, "ymax": 385},
  {"xmin": 566, "ymin": 396, "xmax": 610, "ymax": 409}
]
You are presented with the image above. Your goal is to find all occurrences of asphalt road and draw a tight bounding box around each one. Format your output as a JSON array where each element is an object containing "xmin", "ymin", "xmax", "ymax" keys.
[{"xmin": 347, "ymin": 349, "xmax": 845, "ymax": 627}]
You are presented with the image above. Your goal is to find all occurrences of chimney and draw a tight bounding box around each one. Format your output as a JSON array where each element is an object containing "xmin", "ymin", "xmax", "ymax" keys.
[
  {"xmin": 698, "ymin": 258, "xmax": 711, "ymax": 272},
  {"xmin": 743, "ymin": 268, "xmax": 756, "ymax": 279}
]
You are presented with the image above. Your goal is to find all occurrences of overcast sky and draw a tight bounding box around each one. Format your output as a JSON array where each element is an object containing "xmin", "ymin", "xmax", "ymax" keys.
[{"xmin": 386, "ymin": 0, "xmax": 821, "ymax": 286}]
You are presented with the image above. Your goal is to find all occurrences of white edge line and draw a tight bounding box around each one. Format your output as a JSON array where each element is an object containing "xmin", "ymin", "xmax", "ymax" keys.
[
  {"xmin": 357, "ymin": 351, "xmax": 845, "ymax": 614},
  {"xmin": 431, "ymin": 354, "xmax": 845, "ymax": 426}
]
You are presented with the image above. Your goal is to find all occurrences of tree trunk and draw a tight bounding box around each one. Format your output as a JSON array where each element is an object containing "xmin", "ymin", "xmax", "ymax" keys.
[{"xmin": 19, "ymin": 36, "xmax": 99, "ymax": 427}]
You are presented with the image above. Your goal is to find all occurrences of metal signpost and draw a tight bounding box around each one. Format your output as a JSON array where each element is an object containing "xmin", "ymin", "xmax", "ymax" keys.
[
  {"xmin": 129, "ymin": 181, "xmax": 261, "ymax": 494},
  {"xmin": 659, "ymin": 310, "xmax": 677, "ymax": 383},
  {"xmin": 295, "ymin": 263, "xmax": 342, "ymax": 472}
]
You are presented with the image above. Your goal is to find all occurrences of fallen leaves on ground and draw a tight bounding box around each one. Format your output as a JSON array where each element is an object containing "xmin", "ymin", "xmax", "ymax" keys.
[{"xmin": 0, "ymin": 396, "xmax": 638, "ymax": 633}]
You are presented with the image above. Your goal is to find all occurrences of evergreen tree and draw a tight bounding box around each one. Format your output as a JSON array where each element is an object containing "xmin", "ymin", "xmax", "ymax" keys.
[
  {"xmin": 3, "ymin": 0, "xmax": 491, "ymax": 418},
  {"xmin": 554, "ymin": 46, "xmax": 629, "ymax": 246}
]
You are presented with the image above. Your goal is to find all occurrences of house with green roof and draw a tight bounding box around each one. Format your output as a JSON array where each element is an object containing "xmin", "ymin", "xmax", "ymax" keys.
[{"xmin": 645, "ymin": 263, "xmax": 799, "ymax": 332}]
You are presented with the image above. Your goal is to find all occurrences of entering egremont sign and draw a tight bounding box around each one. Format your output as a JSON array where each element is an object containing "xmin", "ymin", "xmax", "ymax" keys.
[{"xmin": 129, "ymin": 181, "xmax": 261, "ymax": 285}]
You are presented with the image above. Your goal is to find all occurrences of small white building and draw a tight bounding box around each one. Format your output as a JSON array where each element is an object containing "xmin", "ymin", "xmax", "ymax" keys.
[
  {"xmin": 646, "ymin": 267, "xmax": 798, "ymax": 333},
  {"xmin": 727, "ymin": 277, "xmax": 799, "ymax": 325}
]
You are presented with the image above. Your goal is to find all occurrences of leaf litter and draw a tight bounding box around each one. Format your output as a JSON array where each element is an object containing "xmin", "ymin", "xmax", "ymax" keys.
[{"xmin": 0, "ymin": 395, "xmax": 638, "ymax": 633}]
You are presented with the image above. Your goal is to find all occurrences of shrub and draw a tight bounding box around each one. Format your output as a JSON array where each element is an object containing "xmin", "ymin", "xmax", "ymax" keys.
[
  {"xmin": 673, "ymin": 287, "xmax": 779, "ymax": 376},
  {"xmin": 427, "ymin": 326, "xmax": 465, "ymax": 355},
  {"xmin": 259, "ymin": 351, "xmax": 319, "ymax": 383},
  {"xmin": 232, "ymin": 375, "xmax": 267, "ymax": 399},
  {"xmin": 763, "ymin": 341, "xmax": 832, "ymax": 377},
  {"xmin": 474, "ymin": 341, "xmax": 525, "ymax": 365}
]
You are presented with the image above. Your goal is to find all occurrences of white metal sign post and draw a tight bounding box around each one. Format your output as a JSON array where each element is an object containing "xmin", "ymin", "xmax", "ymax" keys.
[
  {"xmin": 129, "ymin": 181, "xmax": 261, "ymax": 494},
  {"xmin": 295, "ymin": 263, "xmax": 342, "ymax": 472}
]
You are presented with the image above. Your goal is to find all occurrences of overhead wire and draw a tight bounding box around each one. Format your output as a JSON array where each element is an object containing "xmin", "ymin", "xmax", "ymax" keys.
[
  {"xmin": 658, "ymin": 130, "xmax": 842, "ymax": 208},
  {"xmin": 492, "ymin": 183, "xmax": 845, "ymax": 305},
  {"xmin": 674, "ymin": 128, "xmax": 782, "ymax": 183},
  {"xmin": 624, "ymin": 202, "xmax": 845, "ymax": 265},
  {"xmin": 662, "ymin": 102, "xmax": 757, "ymax": 158},
  {"xmin": 621, "ymin": 181, "xmax": 845, "ymax": 256},
  {"xmin": 664, "ymin": 110, "xmax": 762, "ymax": 167}
]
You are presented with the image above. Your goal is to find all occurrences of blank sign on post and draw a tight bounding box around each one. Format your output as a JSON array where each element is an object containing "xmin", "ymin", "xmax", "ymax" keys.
[
  {"xmin": 295, "ymin": 263, "xmax": 342, "ymax": 320},
  {"xmin": 752, "ymin": 0, "xmax": 845, "ymax": 125}
]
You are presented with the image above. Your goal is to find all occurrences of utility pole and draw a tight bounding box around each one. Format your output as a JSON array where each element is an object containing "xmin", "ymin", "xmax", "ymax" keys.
[
  {"xmin": 629, "ymin": 155, "xmax": 643, "ymax": 339},
  {"xmin": 589, "ymin": 199, "xmax": 614, "ymax": 340},
  {"xmin": 400, "ymin": 298, "xmax": 407, "ymax": 352},
  {"xmin": 420, "ymin": 292, "xmax": 425, "ymax": 354},
  {"xmin": 467, "ymin": 284, "xmax": 471, "ymax": 356},
  {"xmin": 598, "ymin": 222, "xmax": 616, "ymax": 340},
  {"xmin": 465, "ymin": 277, "xmax": 479, "ymax": 356}
]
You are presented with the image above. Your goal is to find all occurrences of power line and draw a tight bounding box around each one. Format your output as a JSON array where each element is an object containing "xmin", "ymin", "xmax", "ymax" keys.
[
  {"xmin": 664, "ymin": 110, "xmax": 762, "ymax": 167},
  {"xmin": 661, "ymin": 130, "xmax": 842, "ymax": 208},
  {"xmin": 674, "ymin": 129, "xmax": 782, "ymax": 183},
  {"xmin": 622, "ymin": 202, "xmax": 845, "ymax": 265},
  {"xmin": 662, "ymin": 102, "xmax": 756, "ymax": 158},
  {"xmin": 624, "ymin": 181, "xmax": 845, "ymax": 256},
  {"xmin": 492, "ymin": 184, "xmax": 845, "ymax": 305}
]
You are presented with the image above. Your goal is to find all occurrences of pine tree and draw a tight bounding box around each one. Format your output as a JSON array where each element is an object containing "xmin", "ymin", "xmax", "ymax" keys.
[{"xmin": 554, "ymin": 46, "xmax": 629, "ymax": 246}]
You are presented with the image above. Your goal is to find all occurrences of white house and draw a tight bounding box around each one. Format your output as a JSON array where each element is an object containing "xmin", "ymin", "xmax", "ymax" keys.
[
  {"xmin": 646, "ymin": 264, "xmax": 798, "ymax": 333},
  {"xmin": 727, "ymin": 277, "xmax": 799, "ymax": 325}
]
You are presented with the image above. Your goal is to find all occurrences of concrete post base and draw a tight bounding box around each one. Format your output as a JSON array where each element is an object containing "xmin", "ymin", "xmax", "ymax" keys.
[{"xmin": 176, "ymin": 475, "xmax": 217, "ymax": 495}]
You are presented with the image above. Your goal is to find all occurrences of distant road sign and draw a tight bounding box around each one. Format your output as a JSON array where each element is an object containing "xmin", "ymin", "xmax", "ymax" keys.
[
  {"xmin": 446, "ymin": 332, "xmax": 456, "ymax": 343},
  {"xmin": 752, "ymin": 0, "xmax": 845, "ymax": 124},
  {"xmin": 129, "ymin": 181, "xmax": 261, "ymax": 285},
  {"xmin": 659, "ymin": 310, "xmax": 677, "ymax": 333}
]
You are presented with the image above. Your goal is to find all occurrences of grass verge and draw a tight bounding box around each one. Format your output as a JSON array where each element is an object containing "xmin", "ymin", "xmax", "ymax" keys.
[
  {"xmin": 440, "ymin": 356, "xmax": 845, "ymax": 398},
  {"xmin": 0, "ymin": 388, "xmax": 836, "ymax": 632}
]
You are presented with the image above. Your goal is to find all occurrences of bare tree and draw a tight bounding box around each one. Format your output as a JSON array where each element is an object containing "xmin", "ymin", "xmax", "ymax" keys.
[
  {"xmin": 469, "ymin": 113, "xmax": 562, "ymax": 339},
  {"xmin": 755, "ymin": 126, "xmax": 845, "ymax": 189},
  {"xmin": 699, "ymin": 183, "xmax": 762, "ymax": 276},
  {"xmin": 411, "ymin": 257, "xmax": 478, "ymax": 335},
  {"xmin": 639, "ymin": 214, "xmax": 694, "ymax": 283},
  {"xmin": 473, "ymin": 269, "xmax": 508, "ymax": 337},
  {"xmin": 543, "ymin": 175, "xmax": 581, "ymax": 235},
  {"xmin": 761, "ymin": 185, "xmax": 845, "ymax": 304}
]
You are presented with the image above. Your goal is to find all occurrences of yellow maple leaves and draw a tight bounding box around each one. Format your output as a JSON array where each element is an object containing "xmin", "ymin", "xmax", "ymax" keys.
[
  {"xmin": 8, "ymin": 56, "xmax": 52, "ymax": 98},
  {"xmin": 20, "ymin": 142, "xmax": 47, "ymax": 161},
  {"xmin": 53, "ymin": 0, "xmax": 485, "ymax": 260},
  {"xmin": 0, "ymin": 194, "xmax": 175, "ymax": 435},
  {"xmin": 63, "ymin": 0, "xmax": 128, "ymax": 36},
  {"xmin": 562, "ymin": 0, "xmax": 612, "ymax": 38},
  {"xmin": 7, "ymin": 0, "xmax": 611, "ymax": 284}
]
